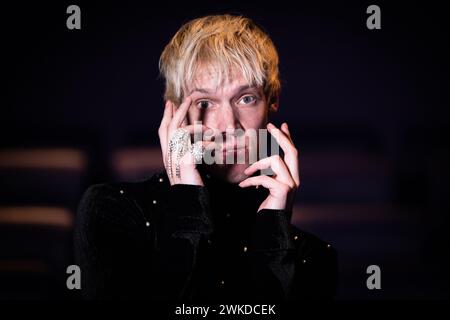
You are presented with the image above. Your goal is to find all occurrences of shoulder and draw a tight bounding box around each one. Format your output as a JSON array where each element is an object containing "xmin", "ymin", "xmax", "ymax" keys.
[
  {"xmin": 76, "ymin": 171, "xmax": 169, "ymax": 230},
  {"xmin": 80, "ymin": 171, "xmax": 169, "ymax": 204}
]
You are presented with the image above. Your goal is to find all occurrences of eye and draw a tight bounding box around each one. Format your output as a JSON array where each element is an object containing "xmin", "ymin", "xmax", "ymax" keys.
[
  {"xmin": 197, "ymin": 100, "xmax": 211, "ymax": 109},
  {"xmin": 237, "ymin": 95, "xmax": 257, "ymax": 105}
]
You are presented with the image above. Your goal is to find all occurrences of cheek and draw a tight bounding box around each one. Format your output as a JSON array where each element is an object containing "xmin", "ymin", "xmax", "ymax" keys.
[{"xmin": 237, "ymin": 105, "xmax": 268, "ymax": 129}]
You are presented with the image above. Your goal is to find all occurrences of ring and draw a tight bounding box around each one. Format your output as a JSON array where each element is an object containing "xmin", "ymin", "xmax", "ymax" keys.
[
  {"xmin": 168, "ymin": 128, "xmax": 191, "ymax": 179},
  {"xmin": 190, "ymin": 141, "xmax": 205, "ymax": 163}
]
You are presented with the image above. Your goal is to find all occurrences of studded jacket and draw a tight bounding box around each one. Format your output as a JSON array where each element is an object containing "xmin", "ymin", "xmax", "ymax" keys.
[{"xmin": 74, "ymin": 169, "xmax": 338, "ymax": 300}]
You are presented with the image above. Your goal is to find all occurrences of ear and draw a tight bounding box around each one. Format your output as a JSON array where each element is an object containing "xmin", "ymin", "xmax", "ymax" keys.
[{"xmin": 269, "ymin": 102, "xmax": 279, "ymax": 113}]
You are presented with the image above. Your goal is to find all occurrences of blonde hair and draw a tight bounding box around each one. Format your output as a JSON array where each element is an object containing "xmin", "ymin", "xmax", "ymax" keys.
[{"xmin": 159, "ymin": 14, "xmax": 281, "ymax": 108}]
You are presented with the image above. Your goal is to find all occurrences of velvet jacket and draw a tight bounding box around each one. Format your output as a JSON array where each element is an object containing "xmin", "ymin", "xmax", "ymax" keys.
[{"xmin": 74, "ymin": 169, "xmax": 338, "ymax": 300}]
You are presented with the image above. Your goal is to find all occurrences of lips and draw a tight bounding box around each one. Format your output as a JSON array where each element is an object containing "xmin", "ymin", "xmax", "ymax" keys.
[
  {"xmin": 221, "ymin": 145, "xmax": 245, "ymax": 153},
  {"xmin": 218, "ymin": 135, "xmax": 247, "ymax": 153}
]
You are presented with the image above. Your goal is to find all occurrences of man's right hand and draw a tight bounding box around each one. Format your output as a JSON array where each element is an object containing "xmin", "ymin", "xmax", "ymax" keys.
[{"xmin": 158, "ymin": 96, "xmax": 213, "ymax": 186}]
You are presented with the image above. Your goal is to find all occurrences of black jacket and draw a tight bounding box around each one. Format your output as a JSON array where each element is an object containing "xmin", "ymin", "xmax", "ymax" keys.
[{"xmin": 74, "ymin": 169, "xmax": 338, "ymax": 300}]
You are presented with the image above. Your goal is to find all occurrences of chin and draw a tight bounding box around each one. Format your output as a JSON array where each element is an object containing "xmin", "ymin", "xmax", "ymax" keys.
[{"xmin": 208, "ymin": 163, "xmax": 249, "ymax": 184}]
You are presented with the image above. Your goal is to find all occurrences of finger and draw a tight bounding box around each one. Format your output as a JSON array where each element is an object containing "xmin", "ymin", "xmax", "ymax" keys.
[
  {"xmin": 181, "ymin": 114, "xmax": 189, "ymax": 127},
  {"xmin": 172, "ymin": 99, "xmax": 188, "ymax": 131},
  {"xmin": 244, "ymin": 155, "xmax": 295, "ymax": 188},
  {"xmin": 180, "ymin": 124, "xmax": 210, "ymax": 135},
  {"xmin": 170, "ymin": 96, "xmax": 192, "ymax": 130},
  {"xmin": 281, "ymin": 122, "xmax": 293, "ymax": 143},
  {"xmin": 160, "ymin": 100, "xmax": 173, "ymax": 128},
  {"xmin": 171, "ymin": 101, "xmax": 177, "ymax": 119},
  {"xmin": 166, "ymin": 124, "xmax": 218, "ymax": 155},
  {"xmin": 159, "ymin": 100, "xmax": 173, "ymax": 134},
  {"xmin": 281, "ymin": 122, "xmax": 300, "ymax": 186},
  {"xmin": 267, "ymin": 123, "xmax": 300, "ymax": 186},
  {"xmin": 170, "ymin": 124, "xmax": 221, "ymax": 149},
  {"xmin": 190, "ymin": 140, "xmax": 217, "ymax": 165},
  {"xmin": 267, "ymin": 122, "xmax": 295, "ymax": 155},
  {"xmin": 176, "ymin": 140, "xmax": 217, "ymax": 168},
  {"xmin": 238, "ymin": 175, "xmax": 284, "ymax": 191},
  {"xmin": 158, "ymin": 100, "xmax": 173, "ymax": 157},
  {"xmin": 180, "ymin": 124, "xmax": 221, "ymax": 139},
  {"xmin": 196, "ymin": 140, "xmax": 217, "ymax": 152}
]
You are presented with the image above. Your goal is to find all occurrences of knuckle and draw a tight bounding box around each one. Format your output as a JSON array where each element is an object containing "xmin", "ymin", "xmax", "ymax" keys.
[
  {"xmin": 159, "ymin": 123, "xmax": 169, "ymax": 133},
  {"xmin": 290, "ymin": 147, "xmax": 299, "ymax": 157},
  {"xmin": 280, "ymin": 184, "xmax": 290, "ymax": 194},
  {"xmin": 272, "ymin": 154, "xmax": 282, "ymax": 162}
]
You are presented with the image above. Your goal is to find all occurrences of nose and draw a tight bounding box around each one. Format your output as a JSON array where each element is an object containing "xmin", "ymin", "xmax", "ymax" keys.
[
  {"xmin": 215, "ymin": 104, "xmax": 245, "ymax": 148},
  {"xmin": 217, "ymin": 104, "xmax": 240, "ymax": 133}
]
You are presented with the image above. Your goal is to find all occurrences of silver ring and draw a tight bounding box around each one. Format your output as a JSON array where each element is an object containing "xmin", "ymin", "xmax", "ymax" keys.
[
  {"xmin": 168, "ymin": 128, "xmax": 191, "ymax": 179},
  {"xmin": 190, "ymin": 141, "xmax": 205, "ymax": 163}
]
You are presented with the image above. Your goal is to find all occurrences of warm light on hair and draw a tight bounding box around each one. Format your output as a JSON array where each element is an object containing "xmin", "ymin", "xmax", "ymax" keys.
[{"xmin": 159, "ymin": 14, "xmax": 281, "ymax": 109}]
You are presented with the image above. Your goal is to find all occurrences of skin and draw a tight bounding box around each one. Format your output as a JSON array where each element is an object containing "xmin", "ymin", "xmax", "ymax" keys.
[{"xmin": 158, "ymin": 65, "xmax": 300, "ymax": 212}]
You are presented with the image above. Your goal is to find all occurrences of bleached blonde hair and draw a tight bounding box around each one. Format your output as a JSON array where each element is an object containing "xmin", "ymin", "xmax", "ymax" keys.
[{"xmin": 159, "ymin": 14, "xmax": 281, "ymax": 109}]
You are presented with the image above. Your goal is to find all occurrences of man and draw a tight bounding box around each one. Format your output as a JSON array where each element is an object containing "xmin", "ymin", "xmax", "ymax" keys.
[{"xmin": 75, "ymin": 14, "xmax": 337, "ymax": 300}]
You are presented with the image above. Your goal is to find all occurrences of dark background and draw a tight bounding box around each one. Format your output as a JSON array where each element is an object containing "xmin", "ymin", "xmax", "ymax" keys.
[{"xmin": 1, "ymin": 0, "xmax": 449, "ymax": 299}]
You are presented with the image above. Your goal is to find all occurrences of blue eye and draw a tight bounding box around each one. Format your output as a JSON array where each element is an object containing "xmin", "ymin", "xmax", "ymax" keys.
[{"xmin": 238, "ymin": 95, "xmax": 256, "ymax": 105}]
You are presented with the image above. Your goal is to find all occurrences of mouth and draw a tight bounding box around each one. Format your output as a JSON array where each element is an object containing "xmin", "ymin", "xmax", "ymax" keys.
[
  {"xmin": 221, "ymin": 145, "xmax": 246, "ymax": 154},
  {"xmin": 218, "ymin": 135, "xmax": 248, "ymax": 155}
]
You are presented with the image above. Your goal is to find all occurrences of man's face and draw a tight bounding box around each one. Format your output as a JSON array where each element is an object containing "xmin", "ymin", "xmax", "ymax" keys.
[{"xmin": 185, "ymin": 65, "xmax": 269, "ymax": 183}]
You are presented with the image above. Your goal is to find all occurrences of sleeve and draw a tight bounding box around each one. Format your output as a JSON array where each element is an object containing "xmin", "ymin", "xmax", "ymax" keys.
[
  {"xmin": 74, "ymin": 182, "xmax": 213, "ymax": 300},
  {"xmin": 247, "ymin": 209, "xmax": 296, "ymax": 299},
  {"xmin": 289, "ymin": 233, "xmax": 338, "ymax": 299},
  {"xmin": 154, "ymin": 184, "xmax": 213, "ymax": 300},
  {"xmin": 247, "ymin": 209, "xmax": 338, "ymax": 299}
]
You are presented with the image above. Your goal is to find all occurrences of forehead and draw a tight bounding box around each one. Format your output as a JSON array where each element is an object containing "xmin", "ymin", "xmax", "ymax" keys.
[{"xmin": 186, "ymin": 64, "xmax": 256, "ymax": 95}]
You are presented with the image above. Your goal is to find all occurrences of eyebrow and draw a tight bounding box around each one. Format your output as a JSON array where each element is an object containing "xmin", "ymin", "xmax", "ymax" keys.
[{"xmin": 188, "ymin": 84, "xmax": 257, "ymax": 96}]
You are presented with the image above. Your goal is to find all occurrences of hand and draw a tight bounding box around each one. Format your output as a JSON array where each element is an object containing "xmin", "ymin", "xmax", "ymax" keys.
[
  {"xmin": 239, "ymin": 122, "xmax": 300, "ymax": 212},
  {"xmin": 158, "ymin": 96, "xmax": 212, "ymax": 186}
]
